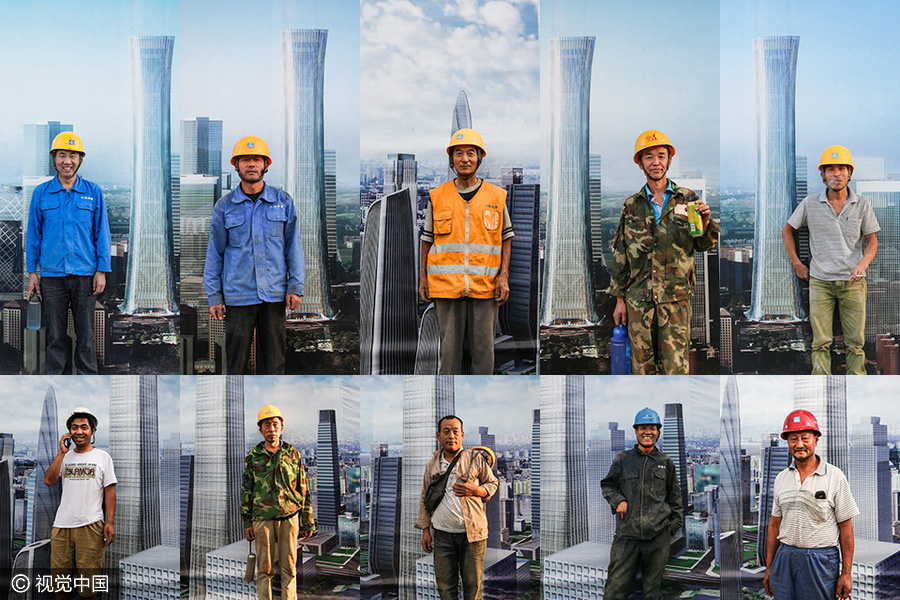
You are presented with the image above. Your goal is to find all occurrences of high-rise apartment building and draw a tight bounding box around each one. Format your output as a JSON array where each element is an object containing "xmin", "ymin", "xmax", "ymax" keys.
[
  {"xmin": 793, "ymin": 376, "xmax": 848, "ymax": 473},
  {"xmin": 539, "ymin": 375, "xmax": 588, "ymax": 559},
  {"xmin": 587, "ymin": 422, "xmax": 624, "ymax": 544},
  {"xmin": 541, "ymin": 37, "xmax": 598, "ymax": 326},
  {"xmin": 121, "ymin": 36, "xmax": 178, "ymax": 315},
  {"xmin": 360, "ymin": 188, "xmax": 418, "ymax": 374},
  {"xmin": 317, "ymin": 409, "xmax": 341, "ymax": 533},
  {"xmin": 30, "ymin": 386, "xmax": 60, "ymax": 544},
  {"xmin": 190, "ymin": 376, "xmax": 245, "ymax": 599},
  {"xmin": 399, "ymin": 376, "xmax": 454, "ymax": 600},
  {"xmin": 850, "ymin": 417, "xmax": 891, "ymax": 542},
  {"xmin": 108, "ymin": 376, "xmax": 162, "ymax": 598},
  {"xmin": 281, "ymin": 29, "xmax": 334, "ymax": 320},
  {"xmin": 747, "ymin": 36, "xmax": 804, "ymax": 322}
]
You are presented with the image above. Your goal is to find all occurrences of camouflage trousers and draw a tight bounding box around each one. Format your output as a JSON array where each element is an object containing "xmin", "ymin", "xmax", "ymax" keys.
[{"xmin": 626, "ymin": 298, "xmax": 691, "ymax": 375}]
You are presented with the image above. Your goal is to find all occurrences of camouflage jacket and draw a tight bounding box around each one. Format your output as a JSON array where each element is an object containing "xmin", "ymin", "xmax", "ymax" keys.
[
  {"xmin": 600, "ymin": 445, "xmax": 683, "ymax": 541},
  {"xmin": 241, "ymin": 441, "xmax": 315, "ymax": 531},
  {"xmin": 607, "ymin": 182, "xmax": 719, "ymax": 304}
]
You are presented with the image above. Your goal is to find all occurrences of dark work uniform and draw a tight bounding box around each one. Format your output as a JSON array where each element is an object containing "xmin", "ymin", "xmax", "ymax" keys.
[{"xmin": 600, "ymin": 444, "xmax": 683, "ymax": 600}]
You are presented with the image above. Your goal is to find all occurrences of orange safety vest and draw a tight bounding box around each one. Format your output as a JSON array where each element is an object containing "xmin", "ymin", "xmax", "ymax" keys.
[{"xmin": 426, "ymin": 180, "xmax": 507, "ymax": 299}]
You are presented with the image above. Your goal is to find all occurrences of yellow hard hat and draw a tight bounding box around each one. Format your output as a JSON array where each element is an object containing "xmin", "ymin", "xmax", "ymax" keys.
[
  {"xmin": 50, "ymin": 132, "xmax": 85, "ymax": 154},
  {"xmin": 633, "ymin": 129, "xmax": 675, "ymax": 164},
  {"xmin": 819, "ymin": 145, "xmax": 853, "ymax": 172},
  {"xmin": 231, "ymin": 136, "xmax": 272, "ymax": 167},
  {"xmin": 471, "ymin": 446, "xmax": 496, "ymax": 470},
  {"xmin": 447, "ymin": 128, "xmax": 486, "ymax": 157},
  {"xmin": 257, "ymin": 404, "xmax": 283, "ymax": 426}
]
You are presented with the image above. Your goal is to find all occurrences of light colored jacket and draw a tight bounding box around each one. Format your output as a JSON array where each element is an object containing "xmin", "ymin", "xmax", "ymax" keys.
[{"xmin": 416, "ymin": 448, "xmax": 499, "ymax": 542}]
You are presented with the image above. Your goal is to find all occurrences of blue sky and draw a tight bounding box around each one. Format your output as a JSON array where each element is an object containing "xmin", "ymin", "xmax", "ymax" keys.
[
  {"xmin": 540, "ymin": 0, "xmax": 720, "ymax": 192},
  {"xmin": 1, "ymin": 376, "xmax": 180, "ymax": 448},
  {"xmin": 721, "ymin": 0, "xmax": 900, "ymax": 189},
  {"xmin": 360, "ymin": 0, "xmax": 540, "ymax": 170},
  {"xmin": 0, "ymin": 0, "xmax": 360, "ymax": 188}
]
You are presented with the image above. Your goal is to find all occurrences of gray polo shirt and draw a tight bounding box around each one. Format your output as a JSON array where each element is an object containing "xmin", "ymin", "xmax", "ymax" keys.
[
  {"xmin": 787, "ymin": 189, "xmax": 880, "ymax": 281},
  {"xmin": 772, "ymin": 456, "xmax": 859, "ymax": 548}
]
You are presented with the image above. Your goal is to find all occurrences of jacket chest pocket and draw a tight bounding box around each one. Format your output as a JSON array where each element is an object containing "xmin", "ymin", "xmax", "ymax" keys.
[
  {"xmin": 267, "ymin": 206, "xmax": 287, "ymax": 236},
  {"xmin": 75, "ymin": 197, "xmax": 95, "ymax": 224},
  {"xmin": 40, "ymin": 196, "xmax": 61, "ymax": 213},
  {"xmin": 434, "ymin": 211, "xmax": 453, "ymax": 236},
  {"xmin": 482, "ymin": 209, "xmax": 500, "ymax": 231},
  {"xmin": 649, "ymin": 468, "xmax": 668, "ymax": 499},
  {"xmin": 225, "ymin": 213, "xmax": 249, "ymax": 246}
]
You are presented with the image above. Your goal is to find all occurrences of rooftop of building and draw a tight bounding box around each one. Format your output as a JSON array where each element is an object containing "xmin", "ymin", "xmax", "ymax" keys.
[
  {"xmin": 544, "ymin": 541, "xmax": 612, "ymax": 568},
  {"xmin": 854, "ymin": 539, "xmax": 900, "ymax": 566},
  {"xmin": 120, "ymin": 544, "xmax": 179, "ymax": 571}
]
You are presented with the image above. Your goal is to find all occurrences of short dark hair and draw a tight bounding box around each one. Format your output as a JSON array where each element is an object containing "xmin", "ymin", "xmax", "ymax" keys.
[{"xmin": 437, "ymin": 415, "xmax": 463, "ymax": 432}]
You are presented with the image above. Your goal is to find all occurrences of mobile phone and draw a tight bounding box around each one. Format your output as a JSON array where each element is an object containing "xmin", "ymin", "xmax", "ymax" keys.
[{"xmin": 64, "ymin": 437, "xmax": 71, "ymax": 449}]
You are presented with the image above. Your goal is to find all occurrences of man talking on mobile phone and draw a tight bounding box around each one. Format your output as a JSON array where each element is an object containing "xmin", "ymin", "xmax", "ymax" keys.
[{"xmin": 44, "ymin": 407, "xmax": 116, "ymax": 600}]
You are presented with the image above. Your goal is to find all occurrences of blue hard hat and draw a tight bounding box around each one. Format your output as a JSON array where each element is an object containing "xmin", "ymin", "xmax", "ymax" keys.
[{"xmin": 634, "ymin": 407, "xmax": 661, "ymax": 428}]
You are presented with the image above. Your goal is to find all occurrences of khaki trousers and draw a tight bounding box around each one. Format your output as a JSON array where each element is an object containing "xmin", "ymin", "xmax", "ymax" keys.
[
  {"xmin": 809, "ymin": 277, "xmax": 867, "ymax": 375},
  {"xmin": 253, "ymin": 513, "xmax": 299, "ymax": 600},
  {"xmin": 434, "ymin": 298, "xmax": 498, "ymax": 375}
]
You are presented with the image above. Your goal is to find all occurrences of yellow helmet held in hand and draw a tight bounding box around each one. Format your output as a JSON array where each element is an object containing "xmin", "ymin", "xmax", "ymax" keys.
[
  {"xmin": 231, "ymin": 136, "xmax": 272, "ymax": 167},
  {"xmin": 818, "ymin": 145, "xmax": 853, "ymax": 173},
  {"xmin": 257, "ymin": 404, "xmax": 283, "ymax": 426},
  {"xmin": 633, "ymin": 129, "xmax": 675, "ymax": 164},
  {"xmin": 50, "ymin": 132, "xmax": 85, "ymax": 155},
  {"xmin": 471, "ymin": 446, "xmax": 496, "ymax": 470},
  {"xmin": 447, "ymin": 128, "xmax": 486, "ymax": 157}
]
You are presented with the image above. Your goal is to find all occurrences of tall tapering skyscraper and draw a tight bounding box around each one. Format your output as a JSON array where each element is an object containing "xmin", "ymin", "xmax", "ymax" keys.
[
  {"xmin": 107, "ymin": 376, "xmax": 162, "ymax": 598},
  {"xmin": 190, "ymin": 376, "xmax": 245, "ymax": 599},
  {"xmin": 539, "ymin": 375, "xmax": 588, "ymax": 559},
  {"xmin": 850, "ymin": 417, "xmax": 891, "ymax": 542},
  {"xmin": 662, "ymin": 403, "xmax": 689, "ymax": 528},
  {"xmin": 719, "ymin": 378, "xmax": 743, "ymax": 595},
  {"xmin": 747, "ymin": 36, "xmax": 803, "ymax": 322},
  {"xmin": 448, "ymin": 90, "xmax": 473, "ymax": 180},
  {"xmin": 399, "ymin": 376, "xmax": 454, "ymax": 600},
  {"xmin": 30, "ymin": 386, "xmax": 61, "ymax": 544},
  {"xmin": 317, "ymin": 409, "xmax": 341, "ymax": 533},
  {"xmin": 0, "ymin": 433, "xmax": 13, "ymax": 578},
  {"xmin": 370, "ymin": 454, "xmax": 401, "ymax": 586},
  {"xmin": 281, "ymin": 29, "xmax": 334, "ymax": 320},
  {"xmin": 541, "ymin": 37, "xmax": 598, "ymax": 326},
  {"xmin": 530, "ymin": 409, "xmax": 540, "ymax": 540},
  {"xmin": 120, "ymin": 36, "xmax": 178, "ymax": 315},
  {"xmin": 587, "ymin": 422, "xmax": 624, "ymax": 544},
  {"xmin": 793, "ymin": 376, "xmax": 848, "ymax": 473},
  {"xmin": 757, "ymin": 434, "xmax": 789, "ymax": 565},
  {"xmin": 360, "ymin": 188, "xmax": 418, "ymax": 374}
]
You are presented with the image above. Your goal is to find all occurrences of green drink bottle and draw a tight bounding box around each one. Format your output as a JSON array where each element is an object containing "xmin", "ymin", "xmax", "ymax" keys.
[{"xmin": 687, "ymin": 201, "xmax": 704, "ymax": 237}]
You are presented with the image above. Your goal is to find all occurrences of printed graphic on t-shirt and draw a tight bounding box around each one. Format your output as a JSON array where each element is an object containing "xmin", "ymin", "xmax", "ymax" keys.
[{"xmin": 64, "ymin": 464, "xmax": 98, "ymax": 480}]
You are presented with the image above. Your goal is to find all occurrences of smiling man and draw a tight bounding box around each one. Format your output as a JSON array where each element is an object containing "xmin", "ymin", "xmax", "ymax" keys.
[
  {"xmin": 419, "ymin": 129, "xmax": 514, "ymax": 375},
  {"xmin": 416, "ymin": 415, "xmax": 498, "ymax": 600},
  {"xmin": 44, "ymin": 408, "xmax": 116, "ymax": 600},
  {"xmin": 608, "ymin": 130, "xmax": 719, "ymax": 375},
  {"xmin": 601, "ymin": 407, "xmax": 682, "ymax": 600},
  {"xmin": 204, "ymin": 136, "xmax": 305, "ymax": 374},
  {"xmin": 26, "ymin": 132, "xmax": 111, "ymax": 375},
  {"xmin": 241, "ymin": 404, "xmax": 315, "ymax": 600},
  {"xmin": 782, "ymin": 145, "xmax": 879, "ymax": 375},
  {"xmin": 763, "ymin": 410, "xmax": 858, "ymax": 600}
]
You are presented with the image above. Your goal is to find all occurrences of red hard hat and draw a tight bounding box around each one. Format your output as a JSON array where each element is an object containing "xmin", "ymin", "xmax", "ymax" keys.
[{"xmin": 781, "ymin": 409, "xmax": 821, "ymax": 439}]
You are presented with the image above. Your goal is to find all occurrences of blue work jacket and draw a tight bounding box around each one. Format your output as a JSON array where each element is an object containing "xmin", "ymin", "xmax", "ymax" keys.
[
  {"xmin": 204, "ymin": 183, "xmax": 305, "ymax": 306},
  {"xmin": 26, "ymin": 175, "xmax": 111, "ymax": 277}
]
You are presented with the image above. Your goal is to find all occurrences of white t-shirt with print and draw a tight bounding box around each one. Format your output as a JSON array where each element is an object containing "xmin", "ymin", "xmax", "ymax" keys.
[{"xmin": 52, "ymin": 448, "xmax": 117, "ymax": 529}]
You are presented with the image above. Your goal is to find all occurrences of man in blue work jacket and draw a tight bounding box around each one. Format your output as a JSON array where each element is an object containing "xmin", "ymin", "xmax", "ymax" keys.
[
  {"xmin": 27, "ymin": 132, "xmax": 111, "ymax": 375},
  {"xmin": 204, "ymin": 135, "xmax": 304, "ymax": 374}
]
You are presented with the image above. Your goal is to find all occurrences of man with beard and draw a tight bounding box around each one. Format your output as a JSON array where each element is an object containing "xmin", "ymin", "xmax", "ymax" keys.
[
  {"xmin": 608, "ymin": 130, "xmax": 719, "ymax": 374},
  {"xmin": 601, "ymin": 407, "xmax": 682, "ymax": 600},
  {"xmin": 416, "ymin": 415, "xmax": 498, "ymax": 600},
  {"xmin": 204, "ymin": 136, "xmax": 305, "ymax": 374},
  {"xmin": 782, "ymin": 145, "xmax": 879, "ymax": 375},
  {"xmin": 45, "ymin": 408, "xmax": 116, "ymax": 600},
  {"xmin": 241, "ymin": 405, "xmax": 315, "ymax": 600},
  {"xmin": 26, "ymin": 132, "xmax": 111, "ymax": 375},
  {"xmin": 764, "ymin": 410, "xmax": 858, "ymax": 600}
]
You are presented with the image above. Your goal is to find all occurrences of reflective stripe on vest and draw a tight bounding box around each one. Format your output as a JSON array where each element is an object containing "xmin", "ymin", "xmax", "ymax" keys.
[{"xmin": 426, "ymin": 180, "xmax": 506, "ymax": 299}]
